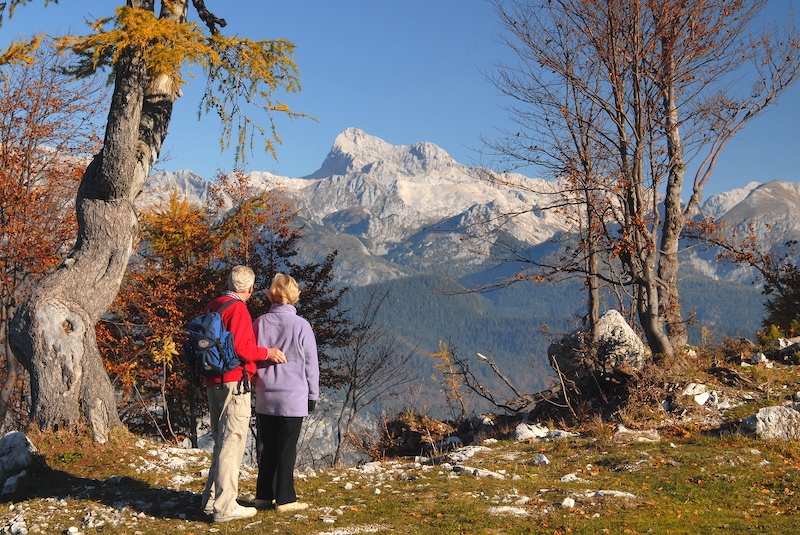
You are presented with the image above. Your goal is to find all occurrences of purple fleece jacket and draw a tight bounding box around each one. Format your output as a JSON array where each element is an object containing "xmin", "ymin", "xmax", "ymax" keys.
[{"xmin": 252, "ymin": 303, "xmax": 319, "ymax": 417}]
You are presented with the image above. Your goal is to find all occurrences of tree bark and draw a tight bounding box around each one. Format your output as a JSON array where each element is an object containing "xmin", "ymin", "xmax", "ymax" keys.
[
  {"xmin": 9, "ymin": 214, "xmax": 131, "ymax": 442},
  {"xmin": 9, "ymin": 1, "xmax": 182, "ymax": 442},
  {"xmin": 582, "ymin": 184, "xmax": 600, "ymax": 343},
  {"xmin": 656, "ymin": 19, "xmax": 688, "ymax": 350},
  {"xmin": 637, "ymin": 265, "xmax": 673, "ymax": 359},
  {"xmin": 0, "ymin": 304, "xmax": 20, "ymax": 428},
  {"xmin": 627, "ymin": 141, "xmax": 674, "ymax": 359},
  {"xmin": 658, "ymin": 166, "xmax": 688, "ymax": 349},
  {"xmin": 586, "ymin": 245, "xmax": 600, "ymax": 342}
]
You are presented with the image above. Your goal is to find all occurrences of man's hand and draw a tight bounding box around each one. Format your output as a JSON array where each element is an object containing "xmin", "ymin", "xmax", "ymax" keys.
[{"xmin": 267, "ymin": 348, "xmax": 287, "ymax": 363}]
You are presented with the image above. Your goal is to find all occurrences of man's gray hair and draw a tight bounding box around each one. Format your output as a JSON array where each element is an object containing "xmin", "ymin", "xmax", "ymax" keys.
[{"xmin": 228, "ymin": 265, "xmax": 256, "ymax": 293}]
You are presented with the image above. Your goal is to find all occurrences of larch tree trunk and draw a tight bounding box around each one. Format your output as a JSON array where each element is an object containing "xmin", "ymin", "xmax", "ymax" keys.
[{"xmin": 9, "ymin": 0, "xmax": 184, "ymax": 442}]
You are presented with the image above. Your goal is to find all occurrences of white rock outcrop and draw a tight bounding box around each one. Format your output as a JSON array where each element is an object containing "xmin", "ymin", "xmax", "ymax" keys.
[{"xmin": 741, "ymin": 403, "xmax": 800, "ymax": 440}]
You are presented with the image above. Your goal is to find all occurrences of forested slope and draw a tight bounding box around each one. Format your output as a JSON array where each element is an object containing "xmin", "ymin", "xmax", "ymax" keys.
[{"xmin": 338, "ymin": 273, "xmax": 765, "ymax": 414}]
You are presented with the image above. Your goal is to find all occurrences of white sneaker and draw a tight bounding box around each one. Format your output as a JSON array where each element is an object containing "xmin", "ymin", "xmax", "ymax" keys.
[
  {"xmin": 213, "ymin": 505, "xmax": 257, "ymax": 523},
  {"xmin": 201, "ymin": 498, "xmax": 214, "ymax": 515},
  {"xmin": 275, "ymin": 501, "xmax": 309, "ymax": 513}
]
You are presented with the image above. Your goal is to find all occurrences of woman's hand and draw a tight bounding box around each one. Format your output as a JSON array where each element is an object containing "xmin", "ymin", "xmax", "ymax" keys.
[{"xmin": 267, "ymin": 347, "xmax": 287, "ymax": 363}]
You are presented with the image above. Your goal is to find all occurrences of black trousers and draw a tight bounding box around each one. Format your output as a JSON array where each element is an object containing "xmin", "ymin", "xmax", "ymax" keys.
[{"xmin": 256, "ymin": 414, "xmax": 303, "ymax": 505}]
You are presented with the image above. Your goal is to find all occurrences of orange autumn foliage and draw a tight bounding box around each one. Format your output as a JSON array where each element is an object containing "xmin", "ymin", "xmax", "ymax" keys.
[
  {"xmin": 98, "ymin": 170, "xmax": 351, "ymax": 443},
  {"xmin": 97, "ymin": 192, "xmax": 222, "ymax": 442},
  {"xmin": 0, "ymin": 42, "xmax": 104, "ymax": 429}
]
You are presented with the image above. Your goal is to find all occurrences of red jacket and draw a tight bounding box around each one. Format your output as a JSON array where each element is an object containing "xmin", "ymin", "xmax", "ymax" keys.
[{"xmin": 203, "ymin": 295, "xmax": 267, "ymax": 386}]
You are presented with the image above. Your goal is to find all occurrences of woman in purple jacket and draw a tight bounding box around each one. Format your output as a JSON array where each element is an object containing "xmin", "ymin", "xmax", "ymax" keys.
[{"xmin": 252, "ymin": 273, "xmax": 319, "ymax": 513}]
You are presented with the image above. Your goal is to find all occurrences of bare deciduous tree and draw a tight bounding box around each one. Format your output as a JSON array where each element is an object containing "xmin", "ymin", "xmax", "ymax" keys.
[
  {"xmin": 483, "ymin": 0, "xmax": 800, "ymax": 358},
  {"xmin": 329, "ymin": 289, "xmax": 417, "ymax": 466}
]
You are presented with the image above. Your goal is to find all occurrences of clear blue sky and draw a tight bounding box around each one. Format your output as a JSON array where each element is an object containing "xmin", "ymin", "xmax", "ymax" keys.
[{"xmin": 2, "ymin": 1, "xmax": 798, "ymax": 197}]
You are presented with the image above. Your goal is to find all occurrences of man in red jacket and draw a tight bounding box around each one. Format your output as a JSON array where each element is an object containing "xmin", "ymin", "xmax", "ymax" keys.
[{"xmin": 200, "ymin": 265, "xmax": 286, "ymax": 523}]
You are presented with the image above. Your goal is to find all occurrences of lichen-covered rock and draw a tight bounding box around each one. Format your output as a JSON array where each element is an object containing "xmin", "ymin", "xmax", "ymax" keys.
[
  {"xmin": 547, "ymin": 309, "xmax": 649, "ymax": 380},
  {"xmin": 0, "ymin": 432, "xmax": 36, "ymax": 492},
  {"xmin": 741, "ymin": 404, "xmax": 800, "ymax": 440}
]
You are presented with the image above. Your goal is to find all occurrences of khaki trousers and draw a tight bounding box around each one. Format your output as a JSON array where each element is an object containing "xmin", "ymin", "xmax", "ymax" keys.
[{"xmin": 201, "ymin": 382, "xmax": 251, "ymax": 516}]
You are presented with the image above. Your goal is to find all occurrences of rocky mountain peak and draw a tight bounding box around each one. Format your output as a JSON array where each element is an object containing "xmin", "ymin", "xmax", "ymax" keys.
[
  {"xmin": 307, "ymin": 128, "xmax": 393, "ymax": 178},
  {"xmin": 700, "ymin": 181, "xmax": 761, "ymax": 220},
  {"xmin": 308, "ymin": 127, "xmax": 459, "ymax": 179},
  {"xmin": 720, "ymin": 180, "xmax": 800, "ymax": 238}
]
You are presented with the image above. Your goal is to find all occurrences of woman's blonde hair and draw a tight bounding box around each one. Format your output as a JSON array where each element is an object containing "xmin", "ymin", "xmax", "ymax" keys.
[{"xmin": 268, "ymin": 273, "xmax": 300, "ymax": 304}]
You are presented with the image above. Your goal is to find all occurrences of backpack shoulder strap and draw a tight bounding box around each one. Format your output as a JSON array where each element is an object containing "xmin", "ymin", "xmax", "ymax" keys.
[{"xmin": 214, "ymin": 297, "xmax": 239, "ymax": 316}]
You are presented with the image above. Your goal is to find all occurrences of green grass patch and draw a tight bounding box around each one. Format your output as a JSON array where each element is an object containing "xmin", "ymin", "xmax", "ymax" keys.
[{"xmin": 4, "ymin": 428, "xmax": 798, "ymax": 534}]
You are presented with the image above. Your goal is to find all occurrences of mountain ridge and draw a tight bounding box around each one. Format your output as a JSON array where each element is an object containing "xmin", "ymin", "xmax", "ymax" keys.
[{"xmin": 145, "ymin": 128, "xmax": 798, "ymax": 287}]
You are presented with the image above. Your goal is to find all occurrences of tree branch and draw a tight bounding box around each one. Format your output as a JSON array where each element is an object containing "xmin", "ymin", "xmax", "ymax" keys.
[{"xmin": 191, "ymin": 0, "xmax": 225, "ymax": 34}]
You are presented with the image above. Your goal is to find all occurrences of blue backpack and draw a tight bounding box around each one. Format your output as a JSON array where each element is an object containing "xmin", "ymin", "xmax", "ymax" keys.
[{"xmin": 184, "ymin": 298, "xmax": 241, "ymax": 378}]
